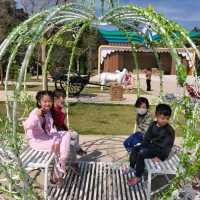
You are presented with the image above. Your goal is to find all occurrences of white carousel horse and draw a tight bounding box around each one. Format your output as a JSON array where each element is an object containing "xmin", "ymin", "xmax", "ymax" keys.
[{"xmin": 100, "ymin": 68, "xmax": 128, "ymax": 90}]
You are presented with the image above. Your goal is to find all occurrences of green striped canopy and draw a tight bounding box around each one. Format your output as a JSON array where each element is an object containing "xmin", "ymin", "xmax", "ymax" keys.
[
  {"xmin": 98, "ymin": 29, "xmax": 144, "ymax": 44},
  {"xmin": 98, "ymin": 29, "xmax": 200, "ymax": 44}
]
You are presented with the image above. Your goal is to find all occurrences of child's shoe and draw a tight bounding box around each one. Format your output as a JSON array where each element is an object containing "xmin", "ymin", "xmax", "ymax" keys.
[
  {"xmin": 123, "ymin": 167, "xmax": 136, "ymax": 175},
  {"xmin": 71, "ymin": 163, "xmax": 80, "ymax": 175},
  {"xmin": 77, "ymin": 148, "xmax": 87, "ymax": 156},
  {"xmin": 127, "ymin": 177, "xmax": 142, "ymax": 186},
  {"xmin": 50, "ymin": 175, "xmax": 64, "ymax": 187},
  {"xmin": 56, "ymin": 162, "xmax": 66, "ymax": 177}
]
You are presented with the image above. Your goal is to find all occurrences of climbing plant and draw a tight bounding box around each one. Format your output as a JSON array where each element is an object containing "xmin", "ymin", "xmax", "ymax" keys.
[
  {"xmin": 160, "ymin": 97, "xmax": 200, "ymax": 199},
  {"xmin": 0, "ymin": 2, "xmax": 199, "ymax": 199}
]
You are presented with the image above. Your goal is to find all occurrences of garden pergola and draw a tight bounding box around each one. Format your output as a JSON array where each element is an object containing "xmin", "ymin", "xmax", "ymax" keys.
[{"xmin": 0, "ymin": 2, "xmax": 200, "ymax": 199}]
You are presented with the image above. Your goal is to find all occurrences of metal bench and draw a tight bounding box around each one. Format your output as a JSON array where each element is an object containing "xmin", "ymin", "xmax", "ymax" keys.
[
  {"xmin": 0, "ymin": 141, "xmax": 78, "ymax": 200},
  {"xmin": 145, "ymin": 147, "xmax": 180, "ymax": 200},
  {"xmin": 18, "ymin": 119, "xmax": 77, "ymax": 199},
  {"xmin": 0, "ymin": 145, "xmax": 54, "ymax": 199},
  {"xmin": 48, "ymin": 161, "xmax": 148, "ymax": 200},
  {"xmin": 20, "ymin": 146, "xmax": 55, "ymax": 199}
]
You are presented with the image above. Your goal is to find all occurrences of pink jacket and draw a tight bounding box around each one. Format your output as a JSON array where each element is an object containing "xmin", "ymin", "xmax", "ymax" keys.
[{"xmin": 23, "ymin": 108, "xmax": 57, "ymax": 141}]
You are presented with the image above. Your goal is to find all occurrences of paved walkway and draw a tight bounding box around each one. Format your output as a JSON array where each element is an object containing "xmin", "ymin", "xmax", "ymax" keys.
[
  {"xmin": 91, "ymin": 74, "xmax": 194, "ymax": 96},
  {"xmin": 1, "ymin": 74, "xmax": 194, "ymax": 105},
  {"xmin": 77, "ymin": 135, "xmax": 183, "ymax": 163},
  {"xmin": 0, "ymin": 90, "xmax": 160, "ymax": 105}
]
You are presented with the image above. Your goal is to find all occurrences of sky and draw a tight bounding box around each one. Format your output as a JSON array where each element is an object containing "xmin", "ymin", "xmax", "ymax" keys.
[
  {"xmin": 120, "ymin": 0, "xmax": 200, "ymax": 30},
  {"xmin": 15, "ymin": 0, "xmax": 200, "ymax": 30}
]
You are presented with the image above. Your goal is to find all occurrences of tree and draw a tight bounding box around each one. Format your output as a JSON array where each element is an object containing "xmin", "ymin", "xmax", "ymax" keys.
[
  {"xmin": 191, "ymin": 26, "xmax": 200, "ymax": 32},
  {"xmin": 21, "ymin": 0, "xmax": 71, "ymax": 14},
  {"xmin": 0, "ymin": 0, "xmax": 28, "ymax": 85},
  {"xmin": 21, "ymin": 0, "xmax": 51, "ymax": 14},
  {"xmin": 0, "ymin": 0, "xmax": 27, "ymax": 42},
  {"xmin": 21, "ymin": 0, "xmax": 118, "ymax": 14},
  {"xmin": 56, "ymin": 0, "xmax": 70, "ymax": 4},
  {"xmin": 79, "ymin": 27, "xmax": 101, "ymax": 74}
]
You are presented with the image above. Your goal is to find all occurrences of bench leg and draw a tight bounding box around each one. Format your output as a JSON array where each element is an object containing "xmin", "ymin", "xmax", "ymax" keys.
[
  {"xmin": 44, "ymin": 167, "xmax": 48, "ymax": 200},
  {"xmin": 147, "ymin": 172, "xmax": 152, "ymax": 200},
  {"xmin": 9, "ymin": 169, "xmax": 12, "ymax": 192},
  {"xmin": 164, "ymin": 174, "xmax": 170, "ymax": 183}
]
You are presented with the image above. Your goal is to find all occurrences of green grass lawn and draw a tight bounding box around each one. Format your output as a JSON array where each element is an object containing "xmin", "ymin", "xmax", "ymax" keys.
[
  {"xmin": 0, "ymin": 102, "xmax": 182, "ymax": 136},
  {"xmin": 69, "ymin": 103, "xmax": 135, "ymax": 135}
]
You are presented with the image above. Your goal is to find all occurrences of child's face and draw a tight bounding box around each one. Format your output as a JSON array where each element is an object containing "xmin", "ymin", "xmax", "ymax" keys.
[
  {"xmin": 136, "ymin": 103, "xmax": 148, "ymax": 115},
  {"xmin": 156, "ymin": 114, "xmax": 170, "ymax": 127},
  {"xmin": 39, "ymin": 95, "xmax": 53, "ymax": 112},
  {"xmin": 54, "ymin": 96, "xmax": 65, "ymax": 107},
  {"xmin": 139, "ymin": 103, "xmax": 147, "ymax": 109}
]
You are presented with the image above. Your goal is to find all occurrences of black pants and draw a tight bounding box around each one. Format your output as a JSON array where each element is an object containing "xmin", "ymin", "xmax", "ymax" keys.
[
  {"xmin": 129, "ymin": 143, "xmax": 162, "ymax": 177},
  {"xmin": 146, "ymin": 79, "xmax": 151, "ymax": 91}
]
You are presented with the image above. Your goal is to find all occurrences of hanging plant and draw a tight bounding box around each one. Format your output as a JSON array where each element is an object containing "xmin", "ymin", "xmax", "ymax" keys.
[{"xmin": 177, "ymin": 63, "xmax": 187, "ymax": 87}]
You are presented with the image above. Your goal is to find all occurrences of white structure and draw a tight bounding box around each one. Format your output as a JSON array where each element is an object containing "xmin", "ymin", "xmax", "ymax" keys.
[{"xmin": 100, "ymin": 68, "xmax": 128, "ymax": 90}]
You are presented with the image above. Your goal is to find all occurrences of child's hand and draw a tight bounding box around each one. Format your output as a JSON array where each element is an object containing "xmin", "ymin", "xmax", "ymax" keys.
[
  {"xmin": 61, "ymin": 108, "xmax": 65, "ymax": 113},
  {"xmin": 36, "ymin": 108, "xmax": 46, "ymax": 117},
  {"xmin": 52, "ymin": 143, "xmax": 60, "ymax": 155},
  {"xmin": 152, "ymin": 157, "xmax": 160, "ymax": 162},
  {"xmin": 36, "ymin": 108, "xmax": 43, "ymax": 117},
  {"xmin": 68, "ymin": 129, "xmax": 74, "ymax": 133}
]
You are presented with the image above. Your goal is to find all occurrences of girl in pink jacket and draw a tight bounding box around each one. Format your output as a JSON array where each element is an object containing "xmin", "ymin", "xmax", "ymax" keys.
[{"xmin": 23, "ymin": 91, "xmax": 71, "ymax": 185}]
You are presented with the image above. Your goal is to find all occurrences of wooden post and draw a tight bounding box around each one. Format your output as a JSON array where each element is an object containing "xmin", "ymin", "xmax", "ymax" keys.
[
  {"xmin": 88, "ymin": 48, "xmax": 92, "ymax": 73},
  {"xmin": 190, "ymin": 49, "xmax": 196, "ymax": 76},
  {"xmin": 76, "ymin": 57, "xmax": 80, "ymax": 73},
  {"xmin": 171, "ymin": 57, "xmax": 176, "ymax": 75},
  {"xmin": 36, "ymin": 48, "xmax": 40, "ymax": 80},
  {"xmin": 42, "ymin": 44, "xmax": 48, "ymax": 90},
  {"xmin": 98, "ymin": 46, "xmax": 101, "ymax": 81},
  {"xmin": 0, "ymin": 61, "xmax": 3, "ymax": 85},
  {"xmin": 187, "ymin": 66, "xmax": 193, "ymax": 75}
]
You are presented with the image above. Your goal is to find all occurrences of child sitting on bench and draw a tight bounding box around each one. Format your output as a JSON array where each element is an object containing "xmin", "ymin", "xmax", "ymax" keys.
[
  {"xmin": 128, "ymin": 104, "xmax": 175, "ymax": 186},
  {"xmin": 52, "ymin": 89, "xmax": 86, "ymax": 156},
  {"xmin": 23, "ymin": 90, "xmax": 71, "ymax": 185},
  {"xmin": 123, "ymin": 97, "xmax": 153, "ymax": 153}
]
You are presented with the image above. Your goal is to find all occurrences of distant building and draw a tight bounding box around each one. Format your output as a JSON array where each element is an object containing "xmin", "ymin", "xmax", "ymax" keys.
[{"xmin": 98, "ymin": 30, "xmax": 198, "ymax": 76}]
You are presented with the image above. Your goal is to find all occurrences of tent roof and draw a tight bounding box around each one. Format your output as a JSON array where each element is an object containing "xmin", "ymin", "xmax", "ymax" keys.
[
  {"xmin": 98, "ymin": 29, "xmax": 200, "ymax": 44},
  {"xmin": 98, "ymin": 29, "xmax": 144, "ymax": 44},
  {"xmin": 189, "ymin": 31, "xmax": 200, "ymax": 39}
]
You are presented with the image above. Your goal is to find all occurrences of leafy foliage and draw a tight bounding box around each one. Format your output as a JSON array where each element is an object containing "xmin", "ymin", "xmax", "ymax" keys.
[
  {"xmin": 0, "ymin": 0, "xmax": 28, "ymax": 43},
  {"xmin": 177, "ymin": 64, "xmax": 187, "ymax": 86},
  {"xmin": 159, "ymin": 97, "xmax": 200, "ymax": 200}
]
